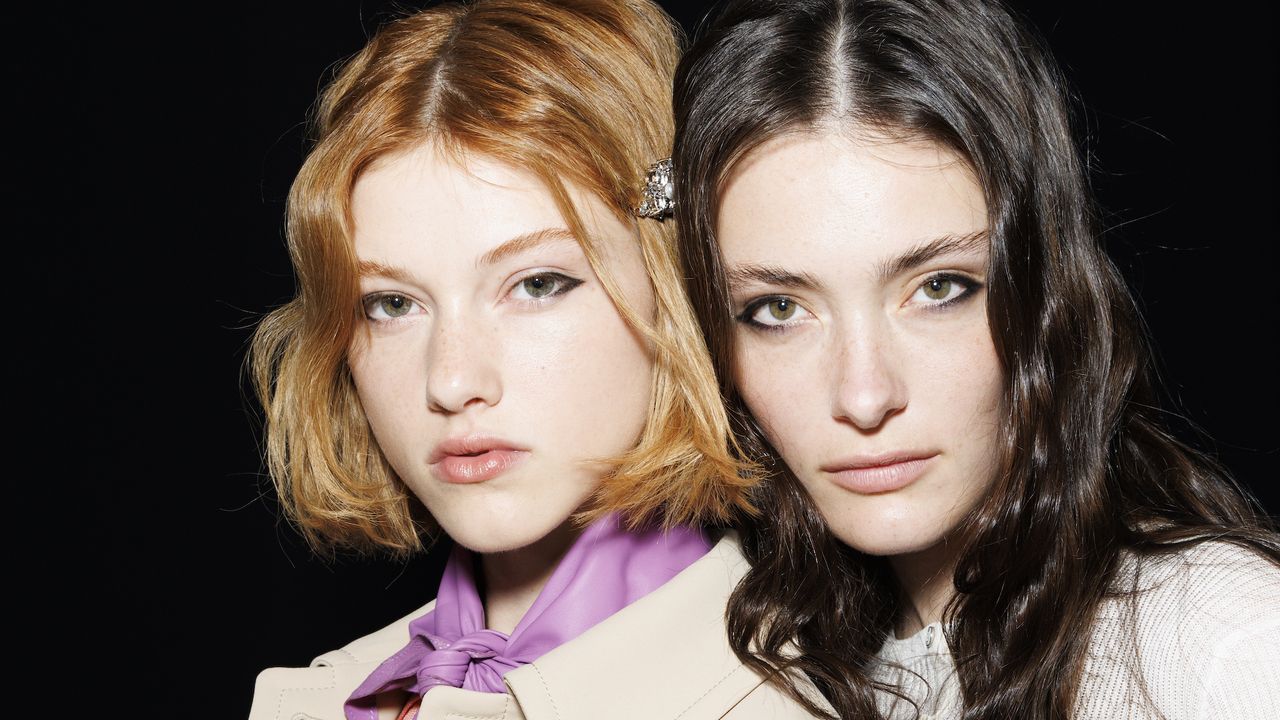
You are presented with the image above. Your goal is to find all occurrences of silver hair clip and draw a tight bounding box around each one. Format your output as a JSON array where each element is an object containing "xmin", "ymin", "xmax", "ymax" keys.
[{"xmin": 635, "ymin": 158, "xmax": 674, "ymax": 220}]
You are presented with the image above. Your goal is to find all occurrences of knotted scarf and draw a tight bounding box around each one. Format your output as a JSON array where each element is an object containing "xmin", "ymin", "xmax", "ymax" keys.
[{"xmin": 344, "ymin": 514, "xmax": 710, "ymax": 718}]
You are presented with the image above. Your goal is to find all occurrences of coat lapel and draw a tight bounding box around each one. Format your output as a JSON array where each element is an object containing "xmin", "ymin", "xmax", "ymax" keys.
[{"xmin": 502, "ymin": 533, "xmax": 797, "ymax": 719}]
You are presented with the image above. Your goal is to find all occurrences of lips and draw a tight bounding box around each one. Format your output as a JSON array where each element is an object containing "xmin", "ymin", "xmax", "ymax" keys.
[
  {"xmin": 821, "ymin": 452, "xmax": 938, "ymax": 495},
  {"xmin": 429, "ymin": 435, "xmax": 529, "ymax": 484}
]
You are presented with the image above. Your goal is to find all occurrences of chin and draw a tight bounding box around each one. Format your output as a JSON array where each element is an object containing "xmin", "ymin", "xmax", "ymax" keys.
[
  {"xmin": 815, "ymin": 486, "xmax": 974, "ymax": 559},
  {"xmin": 838, "ymin": 532, "xmax": 944, "ymax": 558},
  {"xmin": 826, "ymin": 511, "xmax": 953, "ymax": 558},
  {"xmin": 431, "ymin": 499, "xmax": 578, "ymax": 555},
  {"xmin": 450, "ymin": 532, "xmax": 539, "ymax": 555},
  {"xmin": 439, "ymin": 517, "xmax": 555, "ymax": 555}
]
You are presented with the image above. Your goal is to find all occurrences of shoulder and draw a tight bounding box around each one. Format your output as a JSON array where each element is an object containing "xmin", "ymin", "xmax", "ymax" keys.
[
  {"xmin": 248, "ymin": 600, "xmax": 435, "ymax": 720},
  {"xmin": 312, "ymin": 599, "xmax": 437, "ymax": 667},
  {"xmin": 1078, "ymin": 540, "xmax": 1280, "ymax": 720},
  {"xmin": 1120, "ymin": 541, "xmax": 1280, "ymax": 633}
]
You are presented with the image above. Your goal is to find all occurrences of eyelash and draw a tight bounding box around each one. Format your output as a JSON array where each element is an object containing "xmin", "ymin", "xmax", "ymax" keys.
[
  {"xmin": 735, "ymin": 295, "xmax": 809, "ymax": 334},
  {"xmin": 733, "ymin": 272, "xmax": 983, "ymax": 333},
  {"xmin": 359, "ymin": 271, "xmax": 584, "ymax": 324},
  {"xmin": 912, "ymin": 272, "xmax": 983, "ymax": 311},
  {"xmin": 361, "ymin": 292, "xmax": 421, "ymax": 324},
  {"xmin": 507, "ymin": 271, "xmax": 584, "ymax": 304}
]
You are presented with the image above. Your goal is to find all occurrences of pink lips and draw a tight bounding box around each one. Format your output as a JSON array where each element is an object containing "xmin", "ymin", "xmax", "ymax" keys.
[
  {"xmin": 429, "ymin": 435, "xmax": 529, "ymax": 484},
  {"xmin": 821, "ymin": 452, "xmax": 938, "ymax": 495}
]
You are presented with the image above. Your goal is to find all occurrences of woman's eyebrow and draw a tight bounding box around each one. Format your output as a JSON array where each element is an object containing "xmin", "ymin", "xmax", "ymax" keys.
[
  {"xmin": 357, "ymin": 259, "xmax": 415, "ymax": 283},
  {"xmin": 725, "ymin": 263, "xmax": 823, "ymax": 291},
  {"xmin": 356, "ymin": 228, "xmax": 579, "ymax": 284},
  {"xmin": 876, "ymin": 230, "xmax": 988, "ymax": 280},
  {"xmin": 478, "ymin": 227, "xmax": 578, "ymax": 268}
]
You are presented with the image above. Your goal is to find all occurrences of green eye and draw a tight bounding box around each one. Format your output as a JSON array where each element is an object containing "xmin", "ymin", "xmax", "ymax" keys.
[
  {"xmin": 923, "ymin": 278, "xmax": 952, "ymax": 300},
  {"xmin": 768, "ymin": 298, "xmax": 796, "ymax": 321},
  {"xmin": 522, "ymin": 275, "xmax": 557, "ymax": 298},
  {"xmin": 379, "ymin": 295, "xmax": 411, "ymax": 317},
  {"xmin": 738, "ymin": 296, "xmax": 809, "ymax": 330}
]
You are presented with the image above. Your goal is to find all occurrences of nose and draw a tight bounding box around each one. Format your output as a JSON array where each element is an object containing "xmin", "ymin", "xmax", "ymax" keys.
[
  {"xmin": 830, "ymin": 320, "xmax": 908, "ymax": 430},
  {"xmin": 425, "ymin": 313, "xmax": 502, "ymax": 414}
]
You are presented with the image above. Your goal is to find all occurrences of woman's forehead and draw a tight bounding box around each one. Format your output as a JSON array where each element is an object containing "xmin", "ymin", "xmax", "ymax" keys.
[
  {"xmin": 717, "ymin": 131, "xmax": 987, "ymax": 271},
  {"xmin": 352, "ymin": 146, "xmax": 580, "ymax": 261}
]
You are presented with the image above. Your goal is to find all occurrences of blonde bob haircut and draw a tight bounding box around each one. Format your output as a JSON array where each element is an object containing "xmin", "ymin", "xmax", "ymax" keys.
[{"xmin": 250, "ymin": 0, "xmax": 755, "ymax": 555}]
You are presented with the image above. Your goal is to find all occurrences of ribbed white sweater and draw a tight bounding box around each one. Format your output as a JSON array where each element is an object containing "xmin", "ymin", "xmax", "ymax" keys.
[{"xmin": 874, "ymin": 542, "xmax": 1280, "ymax": 719}]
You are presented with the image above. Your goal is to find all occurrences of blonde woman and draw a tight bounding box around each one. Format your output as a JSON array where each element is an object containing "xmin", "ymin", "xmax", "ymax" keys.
[{"xmin": 246, "ymin": 1, "xmax": 824, "ymax": 719}]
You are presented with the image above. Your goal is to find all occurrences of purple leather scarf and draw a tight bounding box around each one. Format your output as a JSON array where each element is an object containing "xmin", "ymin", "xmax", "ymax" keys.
[{"xmin": 344, "ymin": 514, "xmax": 710, "ymax": 718}]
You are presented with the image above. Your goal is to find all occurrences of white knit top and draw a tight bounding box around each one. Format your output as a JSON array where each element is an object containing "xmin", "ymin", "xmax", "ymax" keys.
[{"xmin": 873, "ymin": 541, "xmax": 1280, "ymax": 719}]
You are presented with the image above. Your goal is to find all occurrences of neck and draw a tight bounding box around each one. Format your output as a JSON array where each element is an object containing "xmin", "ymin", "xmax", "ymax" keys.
[
  {"xmin": 479, "ymin": 520, "xmax": 582, "ymax": 635},
  {"xmin": 889, "ymin": 537, "xmax": 964, "ymax": 639}
]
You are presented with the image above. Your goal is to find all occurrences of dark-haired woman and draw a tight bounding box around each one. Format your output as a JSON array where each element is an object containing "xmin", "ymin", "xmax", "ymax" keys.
[{"xmin": 671, "ymin": 0, "xmax": 1280, "ymax": 718}]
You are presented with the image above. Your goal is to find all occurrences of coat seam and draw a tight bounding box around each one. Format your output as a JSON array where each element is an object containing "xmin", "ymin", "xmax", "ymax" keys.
[
  {"xmin": 715, "ymin": 672, "xmax": 773, "ymax": 719},
  {"xmin": 273, "ymin": 672, "xmax": 338, "ymax": 720},
  {"xmin": 529, "ymin": 664, "xmax": 562, "ymax": 720},
  {"xmin": 674, "ymin": 666, "xmax": 748, "ymax": 719}
]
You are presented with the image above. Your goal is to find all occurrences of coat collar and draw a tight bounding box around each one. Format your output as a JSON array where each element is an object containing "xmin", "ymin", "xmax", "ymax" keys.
[
  {"xmin": 501, "ymin": 530, "xmax": 778, "ymax": 712},
  {"xmin": 250, "ymin": 533, "xmax": 803, "ymax": 720},
  {"xmin": 501, "ymin": 532, "xmax": 777, "ymax": 719}
]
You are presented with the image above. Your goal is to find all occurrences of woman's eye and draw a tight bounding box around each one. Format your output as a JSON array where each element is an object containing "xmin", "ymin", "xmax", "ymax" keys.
[
  {"xmin": 511, "ymin": 272, "xmax": 582, "ymax": 301},
  {"xmin": 763, "ymin": 298, "xmax": 798, "ymax": 321},
  {"xmin": 363, "ymin": 293, "xmax": 420, "ymax": 321},
  {"xmin": 923, "ymin": 277, "xmax": 956, "ymax": 300},
  {"xmin": 380, "ymin": 295, "xmax": 412, "ymax": 316},
  {"xmin": 740, "ymin": 296, "xmax": 811, "ymax": 329},
  {"xmin": 522, "ymin": 276, "xmax": 557, "ymax": 298},
  {"xmin": 909, "ymin": 274, "xmax": 977, "ymax": 306}
]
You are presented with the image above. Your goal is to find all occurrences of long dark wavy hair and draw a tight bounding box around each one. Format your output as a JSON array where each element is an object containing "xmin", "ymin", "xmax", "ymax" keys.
[{"xmin": 672, "ymin": 0, "xmax": 1279, "ymax": 718}]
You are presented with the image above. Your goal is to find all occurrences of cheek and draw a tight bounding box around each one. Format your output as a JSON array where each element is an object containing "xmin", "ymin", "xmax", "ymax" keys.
[
  {"xmin": 525, "ymin": 293, "xmax": 654, "ymax": 448},
  {"xmin": 733, "ymin": 335, "xmax": 818, "ymax": 454},
  {"xmin": 926, "ymin": 318, "xmax": 1004, "ymax": 472},
  {"xmin": 955, "ymin": 323, "xmax": 1003, "ymax": 424},
  {"xmin": 347, "ymin": 344, "xmax": 384, "ymax": 415},
  {"xmin": 346, "ymin": 340, "xmax": 421, "ymax": 438},
  {"xmin": 561, "ymin": 258, "xmax": 656, "ymax": 438}
]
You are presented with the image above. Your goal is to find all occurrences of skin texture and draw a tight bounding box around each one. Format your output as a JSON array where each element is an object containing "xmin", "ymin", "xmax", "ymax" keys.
[
  {"xmin": 717, "ymin": 131, "xmax": 1003, "ymax": 634},
  {"xmin": 348, "ymin": 143, "xmax": 654, "ymax": 632}
]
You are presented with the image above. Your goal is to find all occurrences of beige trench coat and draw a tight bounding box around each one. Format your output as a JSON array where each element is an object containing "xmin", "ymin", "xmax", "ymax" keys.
[{"xmin": 249, "ymin": 532, "xmax": 828, "ymax": 720}]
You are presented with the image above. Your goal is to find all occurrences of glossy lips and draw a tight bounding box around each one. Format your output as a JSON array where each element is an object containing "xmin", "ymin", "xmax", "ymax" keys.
[
  {"xmin": 429, "ymin": 435, "xmax": 529, "ymax": 484},
  {"xmin": 821, "ymin": 452, "xmax": 938, "ymax": 495}
]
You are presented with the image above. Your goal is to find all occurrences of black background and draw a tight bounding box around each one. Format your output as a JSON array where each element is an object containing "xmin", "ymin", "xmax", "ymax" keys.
[{"xmin": 52, "ymin": 1, "xmax": 1276, "ymax": 715}]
